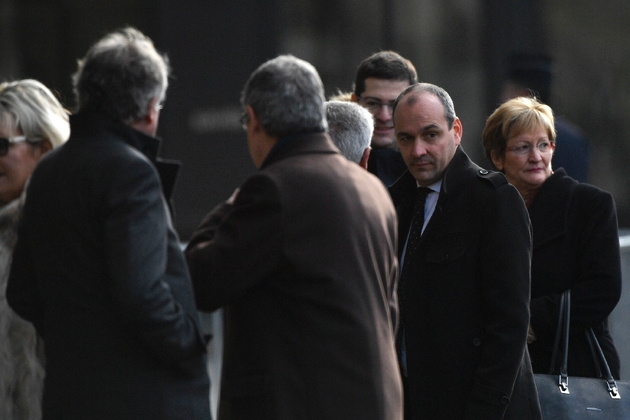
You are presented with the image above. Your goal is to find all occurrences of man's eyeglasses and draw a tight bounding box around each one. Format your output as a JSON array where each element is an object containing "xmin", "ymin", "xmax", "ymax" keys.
[
  {"xmin": 239, "ymin": 112, "xmax": 249, "ymax": 131},
  {"xmin": 357, "ymin": 96, "xmax": 396, "ymax": 114},
  {"xmin": 0, "ymin": 136, "xmax": 29, "ymax": 156},
  {"xmin": 506, "ymin": 141, "xmax": 553, "ymax": 156}
]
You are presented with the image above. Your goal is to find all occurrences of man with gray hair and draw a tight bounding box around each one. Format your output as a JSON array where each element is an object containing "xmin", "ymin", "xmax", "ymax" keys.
[
  {"xmin": 325, "ymin": 100, "xmax": 373, "ymax": 169},
  {"xmin": 186, "ymin": 55, "xmax": 402, "ymax": 420},
  {"xmin": 7, "ymin": 27, "xmax": 210, "ymax": 419}
]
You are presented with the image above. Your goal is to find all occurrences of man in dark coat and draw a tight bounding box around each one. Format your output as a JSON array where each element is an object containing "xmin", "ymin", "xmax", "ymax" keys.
[
  {"xmin": 6, "ymin": 28, "xmax": 210, "ymax": 420},
  {"xmin": 389, "ymin": 83, "xmax": 542, "ymax": 419},
  {"xmin": 185, "ymin": 55, "xmax": 402, "ymax": 420}
]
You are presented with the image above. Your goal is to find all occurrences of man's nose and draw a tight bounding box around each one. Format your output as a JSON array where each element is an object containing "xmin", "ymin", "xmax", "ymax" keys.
[
  {"xmin": 375, "ymin": 103, "xmax": 393, "ymax": 121},
  {"xmin": 411, "ymin": 139, "xmax": 427, "ymax": 157}
]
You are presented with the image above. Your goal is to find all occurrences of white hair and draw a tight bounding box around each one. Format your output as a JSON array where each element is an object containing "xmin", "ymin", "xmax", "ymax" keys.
[{"xmin": 325, "ymin": 101, "xmax": 373, "ymax": 163}]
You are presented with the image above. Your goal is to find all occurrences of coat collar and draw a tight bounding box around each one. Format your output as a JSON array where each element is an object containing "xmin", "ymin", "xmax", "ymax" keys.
[
  {"xmin": 69, "ymin": 111, "xmax": 161, "ymax": 162},
  {"xmin": 389, "ymin": 146, "xmax": 476, "ymax": 254},
  {"xmin": 389, "ymin": 146, "xmax": 475, "ymax": 203},
  {"xmin": 260, "ymin": 131, "xmax": 337, "ymax": 169},
  {"xmin": 69, "ymin": 111, "xmax": 181, "ymax": 203},
  {"xmin": 527, "ymin": 169, "xmax": 576, "ymax": 248}
]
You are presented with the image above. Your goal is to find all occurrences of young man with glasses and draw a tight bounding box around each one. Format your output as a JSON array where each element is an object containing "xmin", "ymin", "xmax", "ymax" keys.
[{"xmin": 351, "ymin": 51, "xmax": 417, "ymax": 186}]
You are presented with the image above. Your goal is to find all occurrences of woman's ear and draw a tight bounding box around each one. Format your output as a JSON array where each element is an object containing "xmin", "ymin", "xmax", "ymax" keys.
[
  {"xmin": 490, "ymin": 149, "xmax": 504, "ymax": 172},
  {"xmin": 34, "ymin": 139, "xmax": 53, "ymax": 158}
]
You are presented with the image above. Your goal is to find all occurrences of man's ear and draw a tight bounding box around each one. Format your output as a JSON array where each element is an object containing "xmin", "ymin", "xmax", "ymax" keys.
[
  {"xmin": 359, "ymin": 147, "xmax": 371, "ymax": 170},
  {"xmin": 130, "ymin": 97, "xmax": 160, "ymax": 136},
  {"xmin": 146, "ymin": 97, "xmax": 160, "ymax": 125},
  {"xmin": 246, "ymin": 105, "xmax": 260, "ymax": 133}
]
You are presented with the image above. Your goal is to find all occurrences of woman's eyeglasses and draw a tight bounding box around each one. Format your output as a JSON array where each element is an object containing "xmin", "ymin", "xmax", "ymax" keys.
[
  {"xmin": 0, "ymin": 136, "xmax": 28, "ymax": 156},
  {"xmin": 506, "ymin": 141, "xmax": 553, "ymax": 156}
]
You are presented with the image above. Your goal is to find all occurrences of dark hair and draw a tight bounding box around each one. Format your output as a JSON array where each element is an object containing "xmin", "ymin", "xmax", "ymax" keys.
[
  {"xmin": 505, "ymin": 53, "xmax": 553, "ymax": 104},
  {"xmin": 353, "ymin": 51, "xmax": 417, "ymax": 97},
  {"xmin": 72, "ymin": 27, "xmax": 170, "ymax": 123}
]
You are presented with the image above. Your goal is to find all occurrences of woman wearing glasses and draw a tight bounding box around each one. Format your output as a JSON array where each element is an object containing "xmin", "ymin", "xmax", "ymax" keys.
[
  {"xmin": 482, "ymin": 96, "xmax": 622, "ymax": 379},
  {"xmin": 0, "ymin": 79, "xmax": 69, "ymax": 419}
]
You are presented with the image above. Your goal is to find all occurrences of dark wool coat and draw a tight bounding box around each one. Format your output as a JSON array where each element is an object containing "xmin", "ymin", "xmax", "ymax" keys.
[
  {"xmin": 367, "ymin": 147, "xmax": 408, "ymax": 187},
  {"xmin": 186, "ymin": 132, "xmax": 403, "ymax": 420},
  {"xmin": 7, "ymin": 112, "xmax": 210, "ymax": 420},
  {"xmin": 527, "ymin": 169, "xmax": 622, "ymax": 378},
  {"xmin": 389, "ymin": 147, "xmax": 542, "ymax": 420}
]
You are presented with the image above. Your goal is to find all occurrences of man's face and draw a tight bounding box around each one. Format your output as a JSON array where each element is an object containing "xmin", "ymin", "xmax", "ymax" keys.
[
  {"xmin": 354, "ymin": 78, "xmax": 410, "ymax": 149},
  {"xmin": 394, "ymin": 92, "xmax": 462, "ymax": 186}
]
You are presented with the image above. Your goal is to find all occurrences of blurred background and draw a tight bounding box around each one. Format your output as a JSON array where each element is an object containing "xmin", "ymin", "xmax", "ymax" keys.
[{"xmin": 1, "ymin": 0, "xmax": 629, "ymax": 241}]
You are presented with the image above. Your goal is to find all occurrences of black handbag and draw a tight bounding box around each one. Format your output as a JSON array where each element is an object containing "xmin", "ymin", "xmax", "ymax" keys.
[{"xmin": 534, "ymin": 290, "xmax": 630, "ymax": 419}]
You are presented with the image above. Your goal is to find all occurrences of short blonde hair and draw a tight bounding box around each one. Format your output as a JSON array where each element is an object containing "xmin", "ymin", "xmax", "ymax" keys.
[
  {"xmin": 0, "ymin": 79, "xmax": 70, "ymax": 148},
  {"xmin": 482, "ymin": 96, "xmax": 555, "ymax": 170}
]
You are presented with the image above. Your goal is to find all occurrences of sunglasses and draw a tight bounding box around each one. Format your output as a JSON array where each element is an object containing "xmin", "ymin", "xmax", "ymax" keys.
[{"xmin": 0, "ymin": 136, "xmax": 32, "ymax": 156}]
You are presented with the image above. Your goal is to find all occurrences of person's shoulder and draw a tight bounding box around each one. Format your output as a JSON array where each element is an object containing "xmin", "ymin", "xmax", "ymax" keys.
[
  {"xmin": 572, "ymin": 181, "xmax": 615, "ymax": 208},
  {"xmin": 473, "ymin": 167, "xmax": 509, "ymax": 190},
  {"xmin": 453, "ymin": 160, "xmax": 510, "ymax": 194}
]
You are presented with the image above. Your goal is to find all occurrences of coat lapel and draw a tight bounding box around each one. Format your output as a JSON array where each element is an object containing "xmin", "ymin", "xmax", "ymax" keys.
[{"xmin": 528, "ymin": 169, "xmax": 576, "ymax": 250}]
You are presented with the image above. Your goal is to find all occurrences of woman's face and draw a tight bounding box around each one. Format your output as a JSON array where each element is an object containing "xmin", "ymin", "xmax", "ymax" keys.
[
  {"xmin": 491, "ymin": 125, "xmax": 554, "ymax": 197},
  {"xmin": 0, "ymin": 124, "xmax": 46, "ymax": 205}
]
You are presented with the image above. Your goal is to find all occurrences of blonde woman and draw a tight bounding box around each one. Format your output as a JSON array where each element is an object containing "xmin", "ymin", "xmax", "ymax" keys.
[
  {"xmin": 482, "ymin": 96, "xmax": 621, "ymax": 378},
  {"xmin": 0, "ymin": 79, "xmax": 69, "ymax": 419}
]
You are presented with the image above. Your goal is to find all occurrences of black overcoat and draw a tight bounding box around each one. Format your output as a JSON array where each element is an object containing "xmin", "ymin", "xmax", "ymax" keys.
[
  {"xmin": 7, "ymin": 112, "xmax": 210, "ymax": 420},
  {"xmin": 389, "ymin": 147, "xmax": 542, "ymax": 420},
  {"xmin": 527, "ymin": 169, "xmax": 621, "ymax": 378}
]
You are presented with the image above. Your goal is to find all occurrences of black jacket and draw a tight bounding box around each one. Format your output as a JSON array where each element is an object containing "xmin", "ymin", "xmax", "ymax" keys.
[
  {"xmin": 7, "ymin": 112, "xmax": 210, "ymax": 420},
  {"xmin": 389, "ymin": 147, "xmax": 542, "ymax": 420},
  {"xmin": 527, "ymin": 169, "xmax": 621, "ymax": 378}
]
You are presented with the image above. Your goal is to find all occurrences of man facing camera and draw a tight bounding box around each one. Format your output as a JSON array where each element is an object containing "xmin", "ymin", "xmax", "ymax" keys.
[
  {"xmin": 7, "ymin": 28, "xmax": 210, "ymax": 420},
  {"xmin": 186, "ymin": 55, "xmax": 402, "ymax": 420},
  {"xmin": 389, "ymin": 83, "xmax": 541, "ymax": 419},
  {"xmin": 351, "ymin": 51, "xmax": 417, "ymax": 185}
]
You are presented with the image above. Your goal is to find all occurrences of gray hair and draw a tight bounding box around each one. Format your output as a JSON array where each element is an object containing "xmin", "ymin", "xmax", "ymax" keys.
[
  {"xmin": 0, "ymin": 79, "xmax": 70, "ymax": 148},
  {"xmin": 72, "ymin": 27, "xmax": 170, "ymax": 123},
  {"xmin": 393, "ymin": 83, "xmax": 457, "ymax": 129},
  {"xmin": 325, "ymin": 101, "xmax": 373, "ymax": 163},
  {"xmin": 241, "ymin": 55, "xmax": 327, "ymax": 138}
]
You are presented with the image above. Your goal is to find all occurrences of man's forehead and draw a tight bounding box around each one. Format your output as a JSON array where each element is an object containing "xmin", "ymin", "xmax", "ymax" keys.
[
  {"xmin": 363, "ymin": 78, "xmax": 410, "ymax": 96},
  {"xmin": 395, "ymin": 94, "xmax": 447, "ymax": 126}
]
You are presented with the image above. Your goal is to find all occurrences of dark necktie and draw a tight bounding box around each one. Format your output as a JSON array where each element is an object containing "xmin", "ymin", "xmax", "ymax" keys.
[
  {"xmin": 402, "ymin": 187, "xmax": 431, "ymax": 267},
  {"xmin": 396, "ymin": 186, "xmax": 431, "ymax": 377}
]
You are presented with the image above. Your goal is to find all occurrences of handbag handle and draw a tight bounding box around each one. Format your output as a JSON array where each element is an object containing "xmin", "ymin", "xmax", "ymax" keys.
[{"xmin": 551, "ymin": 289, "xmax": 620, "ymax": 399}]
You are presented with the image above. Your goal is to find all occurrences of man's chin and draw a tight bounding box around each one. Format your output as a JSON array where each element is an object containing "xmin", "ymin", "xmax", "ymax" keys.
[
  {"xmin": 370, "ymin": 134, "xmax": 396, "ymax": 149},
  {"xmin": 411, "ymin": 169, "xmax": 436, "ymax": 185}
]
